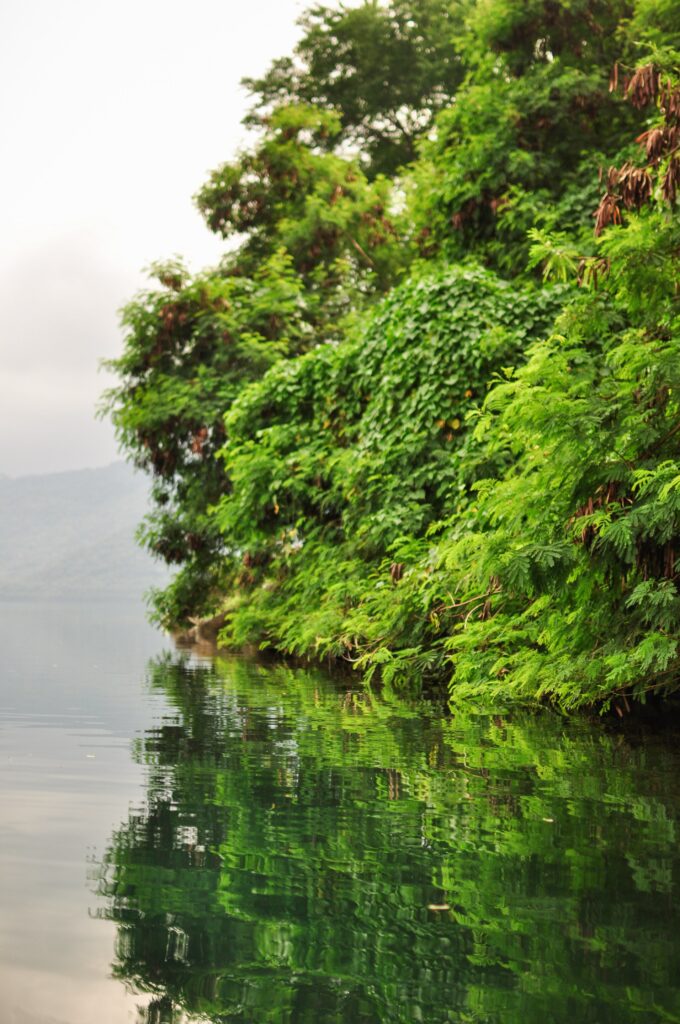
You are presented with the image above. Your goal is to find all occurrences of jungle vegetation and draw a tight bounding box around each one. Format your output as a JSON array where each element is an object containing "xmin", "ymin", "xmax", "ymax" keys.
[{"xmin": 103, "ymin": 0, "xmax": 680, "ymax": 711}]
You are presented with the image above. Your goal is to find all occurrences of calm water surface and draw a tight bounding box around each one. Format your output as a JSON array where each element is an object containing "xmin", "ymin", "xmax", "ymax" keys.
[{"xmin": 1, "ymin": 602, "xmax": 680, "ymax": 1023}]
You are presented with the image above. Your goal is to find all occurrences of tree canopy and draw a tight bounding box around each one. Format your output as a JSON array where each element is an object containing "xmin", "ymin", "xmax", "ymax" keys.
[
  {"xmin": 104, "ymin": 0, "xmax": 680, "ymax": 711},
  {"xmin": 242, "ymin": 0, "xmax": 471, "ymax": 177}
]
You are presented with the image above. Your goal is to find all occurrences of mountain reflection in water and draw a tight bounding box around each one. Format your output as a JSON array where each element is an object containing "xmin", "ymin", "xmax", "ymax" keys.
[{"xmin": 96, "ymin": 653, "xmax": 680, "ymax": 1024}]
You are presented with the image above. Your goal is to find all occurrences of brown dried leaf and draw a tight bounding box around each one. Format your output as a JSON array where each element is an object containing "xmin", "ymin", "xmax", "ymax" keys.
[
  {"xmin": 626, "ymin": 63, "xmax": 659, "ymax": 109},
  {"xmin": 662, "ymin": 156, "xmax": 680, "ymax": 204},
  {"xmin": 594, "ymin": 193, "xmax": 621, "ymax": 235},
  {"xmin": 609, "ymin": 62, "xmax": 619, "ymax": 93}
]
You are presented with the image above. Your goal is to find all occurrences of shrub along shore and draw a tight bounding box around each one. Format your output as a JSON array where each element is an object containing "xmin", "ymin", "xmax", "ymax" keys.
[{"xmin": 103, "ymin": 0, "xmax": 680, "ymax": 711}]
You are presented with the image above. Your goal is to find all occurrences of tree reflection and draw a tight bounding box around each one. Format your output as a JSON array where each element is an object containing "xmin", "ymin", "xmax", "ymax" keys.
[{"xmin": 98, "ymin": 654, "xmax": 680, "ymax": 1023}]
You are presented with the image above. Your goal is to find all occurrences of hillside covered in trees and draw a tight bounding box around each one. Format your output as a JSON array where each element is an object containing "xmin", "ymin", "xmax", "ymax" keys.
[{"xmin": 103, "ymin": 0, "xmax": 680, "ymax": 711}]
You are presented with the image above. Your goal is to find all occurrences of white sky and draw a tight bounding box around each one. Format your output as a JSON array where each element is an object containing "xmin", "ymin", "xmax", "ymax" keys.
[{"xmin": 0, "ymin": 0, "xmax": 305, "ymax": 476}]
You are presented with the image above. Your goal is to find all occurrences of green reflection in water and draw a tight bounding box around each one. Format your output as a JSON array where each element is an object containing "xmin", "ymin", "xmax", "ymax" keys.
[{"xmin": 98, "ymin": 654, "xmax": 680, "ymax": 1024}]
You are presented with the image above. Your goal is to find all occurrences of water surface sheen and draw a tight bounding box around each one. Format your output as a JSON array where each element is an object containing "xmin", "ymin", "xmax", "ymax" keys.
[
  {"xmin": 97, "ymin": 653, "xmax": 680, "ymax": 1024},
  {"xmin": 0, "ymin": 601, "xmax": 171, "ymax": 1024}
]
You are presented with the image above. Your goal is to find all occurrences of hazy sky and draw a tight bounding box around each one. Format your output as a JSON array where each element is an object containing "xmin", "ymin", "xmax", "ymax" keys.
[{"xmin": 0, "ymin": 0, "xmax": 305, "ymax": 477}]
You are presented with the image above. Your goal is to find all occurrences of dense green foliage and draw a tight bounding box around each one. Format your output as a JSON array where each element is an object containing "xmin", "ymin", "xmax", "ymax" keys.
[
  {"xmin": 103, "ymin": 105, "xmax": 405, "ymax": 623},
  {"xmin": 195, "ymin": 105, "xmax": 404, "ymax": 291},
  {"xmin": 242, "ymin": 0, "xmax": 470, "ymax": 177},
  {"xmin": 409, "ymin": 0, "xmax": 641, "ymax": 273},
  {"xmin": 357, "ymin": 212, "xmax": 680, "ymax": 708},
  {"xmin": 213, "ymin": 267, "xmax": 567, "ymax": 654},
  {"xmin": 99, "ymin": 656, "xmax": 680, "ymax": 1022},
  {"xmin": 105, "ymin": 0, "xmax": 680, "ymax": 710},
  {"xmin": 102, "ymin": 251, "xmax": 311, "ymax": 622}
]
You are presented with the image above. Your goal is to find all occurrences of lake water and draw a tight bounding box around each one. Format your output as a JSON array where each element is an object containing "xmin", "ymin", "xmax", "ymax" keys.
[{"xmin": 1, "ymin": 602, "xmax": 680, "ymax": 1023}]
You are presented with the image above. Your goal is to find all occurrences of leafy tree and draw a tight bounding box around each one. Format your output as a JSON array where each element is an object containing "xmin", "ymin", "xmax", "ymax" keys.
[
  {"xmin": 471, "ymin": 0, "xmax": 634, "ymax": 72},
  {"xmin": 104, "ymin": 0, "xmax": 680, "ymax": 711},
  {"xmin": 441, "ymin": 225, "xmax": 680, "ymax": 707},
  {"xmin": 196, "ymin": 104, "xmax": 405, "ymax": 298},
  {"xmin": 212, "ymin": 266, "xmax": 566, "ymax": 656},
  {"xmin": 104, "ymin": 105, "xmax": 405, "ymax": 628},
  {"xmin": 101, "ymin": 250, "xmax": 310, "ymax": 625},
  {"xmin": 203, "ymin": 13, "xmax": 680, "ymax": 711},
  {"xmin": 407, "ymin": 0, "xmax": 643, "ymax": 274},
  {"xmin": 242, "ymin": 0, "xmax": 471, "ymax": 177},
  {"xmin": 356, "ymin": 56, "xmax": 680, "ymax": 707}
]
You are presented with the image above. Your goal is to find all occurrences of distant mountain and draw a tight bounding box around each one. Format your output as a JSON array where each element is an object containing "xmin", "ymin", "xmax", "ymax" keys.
[{"xmin": 0, "ymin": 462, "xmax": 170, "ymax": 601}]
